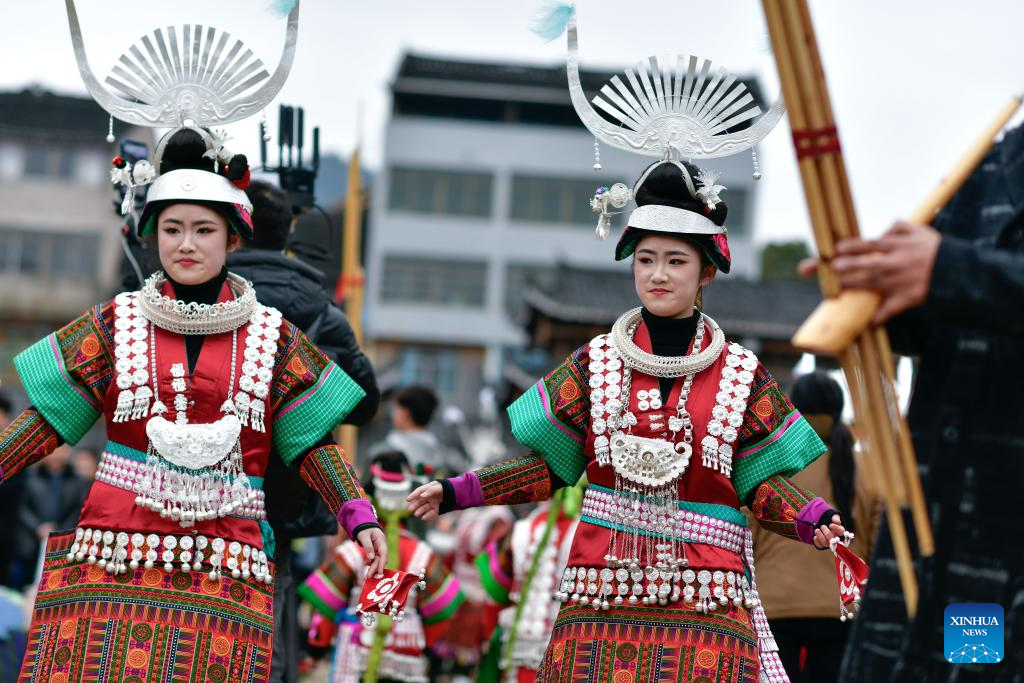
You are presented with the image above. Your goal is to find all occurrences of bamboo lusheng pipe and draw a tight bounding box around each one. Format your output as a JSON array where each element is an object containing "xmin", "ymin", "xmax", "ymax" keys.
[
  {"xmin": 792, "ymin": 94, "xmax": 1022, "ymax": 354},
  {"xmin": 761, "ymin": 0, "xmax": 931, "ymax": 617}
]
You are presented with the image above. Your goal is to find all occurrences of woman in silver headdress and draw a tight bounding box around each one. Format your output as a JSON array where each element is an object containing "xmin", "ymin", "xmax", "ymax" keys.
[
  {"xmin": 408, "ymin": 155, "xmax": 848, "ymax": 683},
  {"xmin": 0, "ymin": 127, "xmax": 386, "ymax": 682}
]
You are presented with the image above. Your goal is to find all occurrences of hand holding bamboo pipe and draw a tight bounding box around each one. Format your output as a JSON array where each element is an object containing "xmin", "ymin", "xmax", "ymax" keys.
[
  {"xmin": 829, "ymin": 222, "xmax": 942, "ymax": 324},
  {"xmin": 792, "ymin": 94, "xmax": 1022, "ymax": 351}
]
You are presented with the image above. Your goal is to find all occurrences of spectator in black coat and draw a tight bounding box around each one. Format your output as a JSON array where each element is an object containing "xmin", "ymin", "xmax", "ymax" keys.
[
  {"xmin": 230, "ymin": 180, "xmax": 380, "ymax": 683},
  {"xmin": 829, "ymin": 124, "xmax": 1024, "ymax": 681},
  {"xmin": 0, "ymin": 392, "xmax": 23, "ymax": 588},
  {"xmin": 15, "ymin": 445, "xmax": 89, "ymax": 587},
  {"xmin": 229, "ymin": 181, "xmax": 379, "ymax": 425}
]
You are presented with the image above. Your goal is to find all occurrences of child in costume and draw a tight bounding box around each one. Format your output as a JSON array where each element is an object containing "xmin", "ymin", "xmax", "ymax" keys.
[{"xmin": 300, "ymin": 451, "xmax": 465, "ymax": 683}]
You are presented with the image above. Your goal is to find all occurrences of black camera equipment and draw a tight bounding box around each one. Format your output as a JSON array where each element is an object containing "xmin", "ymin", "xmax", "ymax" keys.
[{"xmin": 261, "ymin": 104, "xmax": 320, "ymax": 211}]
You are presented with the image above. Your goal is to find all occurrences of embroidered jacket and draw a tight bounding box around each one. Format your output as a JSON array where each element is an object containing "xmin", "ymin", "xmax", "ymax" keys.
[
  {"xmin": 448, "ymin": 317, "xmax": 832, "ymax": 572},
  {"xmin": 0, "ymin": 278, "xmax": 377, "ymax": 560}
]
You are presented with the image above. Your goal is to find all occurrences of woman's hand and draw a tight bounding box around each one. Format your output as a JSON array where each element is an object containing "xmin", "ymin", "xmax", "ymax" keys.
[
  {"xmin": 813, "ymin": 514, "xmax": 847, "ymax": 550},
  {"xmin": 407, "ymin": 481, "xmax": 443, "ymax": 521},
  {"xmin": 356, "ymin": 527, "xmax": 388, "ymax": 577}
]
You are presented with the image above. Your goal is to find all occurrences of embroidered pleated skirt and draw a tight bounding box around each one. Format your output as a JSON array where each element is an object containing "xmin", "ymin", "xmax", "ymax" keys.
[
  {"xmin": 18, "ymin": 531, "xmax": 274, "ymax": 683},
  {"xmin": 538, "ymin": 601, "xmax": 761, "ymax": 683}
]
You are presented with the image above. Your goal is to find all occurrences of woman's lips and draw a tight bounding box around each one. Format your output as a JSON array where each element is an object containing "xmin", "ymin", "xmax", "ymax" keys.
[
  {"xmin": 650, "ymin": 288, "xmax": 670, "ymax": 295},
  {"xmin": 177, "ymin": 258, "xmax": 199, "ymax": 266}
]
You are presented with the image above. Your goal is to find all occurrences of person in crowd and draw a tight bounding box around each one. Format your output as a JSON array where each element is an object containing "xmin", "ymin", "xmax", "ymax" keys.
[
  {"xmin": 71, "ymin": 447, "xmax": 99, "ymax": 482},
  {"xmin": 299, "ymin": 450, "xmax": 464, "ymax": 683},
  {"xmin": 14, "ymin": 445, "xmax": 90, "ymax": 588},
  {"xmin": 231, "ymin": 178, "xmax": 381, "ymax": 683},
  {"xmin": 0, "ymin": 126, "xmax": 385, "ymax": 681},
  {"xmin": 408, "ymin": 158, "xmax": 847, "ymax": 683},
  {"xmin": 0, "ymin": 392, "xmax": 24, "ymax": 588},
  {"xmin": 828, "ymin": 123, "xmax": 1024, "ymax": 681},
  {"xmin": 749, "ymin": 371, "xmax": 881, "ymax": 683},
  {"xmin": 371, "ymin": 385, "xmax": 463, "ymax": 476},
  {"xmin": 475, "ymin": 485, "xmax": 582, "ymax": 683}
]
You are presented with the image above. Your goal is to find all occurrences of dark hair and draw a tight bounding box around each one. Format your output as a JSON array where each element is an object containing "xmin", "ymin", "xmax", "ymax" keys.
[
  {"xmin": 633, "ymin": 161, "xmax": 728, "ymax": 226},
  {"xmin": 244, "ymin": 180, "xmax": 293, "ymax": 250},
  {"xmin": 158, "ymin": 127, "xmax": 249, "ymax": 184},
  {"xmin": 0, "ymin": 390, "xmax": 12, "ymax": 418},
  {"xmin": 362, "ymin": 449, "xmax": 410, "ymax": 497},
  {"xmin": 393, "ymin": 385, "xmax": 439, "ymax": 427},
  {"xmin": 790, "ymin": 371, "xmax": 856, "ymax": 533},
  {"xmin": 158, "ymin": 128, "xmax": 215, "ymax": 175}
]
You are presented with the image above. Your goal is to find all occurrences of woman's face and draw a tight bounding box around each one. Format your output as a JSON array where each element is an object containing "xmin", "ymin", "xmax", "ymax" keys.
[
  {"xmin": 633, "ymin": 234, "xmax": 716, "ymax": 318},
  {"xmin": 157, "ymin": 203, "xmax": 237, "ymax": 285}
]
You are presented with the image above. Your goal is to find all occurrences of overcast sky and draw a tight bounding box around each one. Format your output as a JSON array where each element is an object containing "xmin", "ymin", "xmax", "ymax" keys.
[{"xmin": 2, "ymin": 1, "xmax": 1022, "ymax": 246}]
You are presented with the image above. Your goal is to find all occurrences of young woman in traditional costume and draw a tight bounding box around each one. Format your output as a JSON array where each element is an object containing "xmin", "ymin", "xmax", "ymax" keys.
[
  {"xmin": 410, "ymin": 156, "xmax": 848, "ymax": 683},
  {"xmin": 0, "ymin": 127, "xmax": 386, "ymax": 682},
  {"xmin": 300, "ymin": 450, "xmax": 465, "ymax": 683},
  {"xmin": 408, "ymin": 10, "xmax": 848, "ymax": 678}
]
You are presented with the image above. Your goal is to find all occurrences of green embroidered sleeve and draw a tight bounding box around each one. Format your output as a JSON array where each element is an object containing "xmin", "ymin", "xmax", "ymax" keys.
[
  {"xmin": 298, "ymin": 444, "xmax": 367, "ymax": 515},
  {"xmin": 732, "ymin": 363, "xmax": 826, "ymax": 505},
  {"xmin": 270, "ymin": 322, "xmax": 366, "ymax": 465},
  {"xmin": 476, "ymin": 453, "xmax": 554, "ymax": 506},
  {"xmin": 749, "ymin": 474, "xmax": 817, "ymax": 541},
  {"xmin": 507, "ymin": 345, "xmax": 591, "ymax": 485},
  {"xmin": 13, "ymin": 302, "xmax": 114, "ymax": 445}
]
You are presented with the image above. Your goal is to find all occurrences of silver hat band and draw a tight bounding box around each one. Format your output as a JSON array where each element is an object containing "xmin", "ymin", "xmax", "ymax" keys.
[
  {"xmin": 146, "ymin": 169, "xmax": 252, "ymax": 212},
  {"xmin": 626, "ymin": 205, "xmax": 725, "ymax": 236}
]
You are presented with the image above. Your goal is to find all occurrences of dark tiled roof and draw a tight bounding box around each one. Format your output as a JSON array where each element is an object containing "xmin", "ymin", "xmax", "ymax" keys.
[
  {"xmin": 394, "ymin": 53, "xmax": 766, "ymax": 112},
  {"xmin": 524, "ymin": 264, "xmax": 822, "ymax": 340},
  {"xmin": 397, "ymin": 53, "xmax": 616, "ymax": 92},
  {"xmin": 0, "ymin": 87, "xmax": 129, "ymax": 141}
]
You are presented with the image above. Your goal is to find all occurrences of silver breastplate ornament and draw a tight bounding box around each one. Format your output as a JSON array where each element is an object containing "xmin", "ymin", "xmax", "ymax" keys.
[
  {"xmin": 584, "ymin": 308, "xmax": 756, "ymax": 609},
  {"xmin": 110, "ymin": 274, "xmax": 278, "ymax": 527}
]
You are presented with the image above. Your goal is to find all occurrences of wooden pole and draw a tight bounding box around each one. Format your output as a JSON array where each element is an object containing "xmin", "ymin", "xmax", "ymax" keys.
[
  {"xmin": 791, "ymin": 94, "xmax": 1021, "ymax": 354},
  {"xmin": 761, "ymin": 0, "xmax": 935, "ymax": 617},
  {"xmin": 338, "ymin": 145, "xmax": 365, "ymax": 465}
]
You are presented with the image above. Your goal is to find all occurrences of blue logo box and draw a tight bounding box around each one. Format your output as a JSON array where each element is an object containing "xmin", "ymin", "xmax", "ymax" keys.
[{"xmin": 944, "ymin": 603, "xmax": 1003, "ymax": 664}]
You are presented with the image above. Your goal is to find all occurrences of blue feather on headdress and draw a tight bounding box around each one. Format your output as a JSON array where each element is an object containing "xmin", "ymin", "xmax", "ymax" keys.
[
  {"xmin": 530, "ymin": 1, "xmax": 575, "ymax": 42},
  {"xmin": 269, "ymin": 0, "xmax": 297, "ymax": 17}
]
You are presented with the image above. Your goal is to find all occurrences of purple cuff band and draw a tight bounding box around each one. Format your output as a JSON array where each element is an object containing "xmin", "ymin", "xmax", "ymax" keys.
[
  {"xmin": 337, "ymin": 498, "xmax": 379, "ymax": 538},
  {"xmin": 449, "ymin": 471, "xmax": 484, "ymax": 510},
  {"xmin": 796, "ymin": 497, "xmax": 833, "ymax": 545}
]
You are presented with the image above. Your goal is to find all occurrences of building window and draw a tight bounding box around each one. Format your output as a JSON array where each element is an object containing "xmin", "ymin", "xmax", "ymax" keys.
[
  {"xmin": 504, "ymin": 264, "xmax": 556, "ymax": 319},
  {"xmin": 381, "ymin": 256, "xmax": 488, "ymax": 307},
  {"xmin": 510, "ymin": 174, "xmax": 608, "ymax": 225},
  {"xmin": 724, "ymin": 188, "xmax": 749, "ymax": 237},
  {"xmin": 22, "ymin": 147, "xmax": 76, "ymax": 180},
  {"xmin": 397, "ymin": 347, "xmax": 458, "ymax": 395},
  {"xmin": 388, "ymin": 166, "xmax": 494, "ymax": 218},
  {"xmin": 0, "ymin": 230, "xmax": 98, "ymax": 279}
]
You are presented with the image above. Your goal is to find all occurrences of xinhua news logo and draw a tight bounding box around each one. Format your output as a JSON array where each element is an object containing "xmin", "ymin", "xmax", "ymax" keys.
[{"xmin": 944, "ymin": 603, "xmax": 1003, "ymax": 664}]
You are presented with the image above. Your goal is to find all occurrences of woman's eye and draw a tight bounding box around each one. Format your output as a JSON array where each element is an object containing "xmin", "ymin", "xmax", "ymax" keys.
[
  {"xmin": 669, "ymin": 259, "xmax": 683, "ymax": 265},
  {"xmin": 198, "ymin": 227, "xmax": 214, "ymax": 234}
]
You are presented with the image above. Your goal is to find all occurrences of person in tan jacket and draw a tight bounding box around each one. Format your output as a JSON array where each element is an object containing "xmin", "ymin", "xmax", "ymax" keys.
[{"xmin": 749, "ymin": 371, "xmax": 881, "ymax": 683}]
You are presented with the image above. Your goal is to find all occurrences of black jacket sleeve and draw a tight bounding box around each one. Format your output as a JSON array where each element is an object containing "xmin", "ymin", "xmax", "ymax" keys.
[
  {"xmin": 315, "ymin": 304, "xmax": 380, "ymax": 426},
  {"xmin": 919, "ymin": 235, "xmax": 1024, "ymax": 335}
]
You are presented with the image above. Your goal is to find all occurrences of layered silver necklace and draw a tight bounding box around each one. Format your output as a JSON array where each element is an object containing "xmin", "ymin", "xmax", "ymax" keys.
[
  {"xmin": 584, "ymin": 308, "xmax": 758, "ymax": 609},
  {"xmin": 111, "ymin": 274, "xmax": 280, "ymax": 527}
]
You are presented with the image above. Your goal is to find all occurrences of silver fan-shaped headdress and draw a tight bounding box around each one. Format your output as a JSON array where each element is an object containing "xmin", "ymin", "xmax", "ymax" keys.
[
  {"xmin": 565, "ymin": 5, "xmax": 783, "ymax": 162},
  {"xmin": 64, "ymin": 0, "xmax": 301, "ymax": 214},
  {"xmin": 65, "ymin": 0, "xmax": 299, "ymax": 130},
  {"xmin": 544, "ymin": 4, "xmax": 785, "ymax": 241}
]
